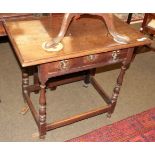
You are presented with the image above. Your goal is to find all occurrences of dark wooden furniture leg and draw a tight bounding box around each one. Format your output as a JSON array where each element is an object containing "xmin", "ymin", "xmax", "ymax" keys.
[
  {"xmin": 140, "ymin": 13, "xmax": 155, "ymax": 38},
  {"xmin": 83, "ymin": 69, "xmax": 96, "ymax": 87},
  {"xmin": 22, "ymin": 68, "xmax": 29, "ymax": 100},
  {"xmin": 140, "ymin": 13, "xmax": 149, "ymax": 33},
  {"xmin": 44, "ymin": 13, "xmax": 130, "ymax": 49},
  {"xmin": 21, "ymin": 68, "xmax": 30, "ymax": 114},
  {"xmin": 127, "ymin": 13, "xmax": 133, "ymax": 24},
  {"xmin": 108, "ymin": 62, "xmax": 127, "ymax": 117},
  {"xmin": 109, "ymin": 48, "xmax": 134, "ymax": 116},
  {"xmin": 140, "ymin": 13, "xmax": 155, "ymax": 50},
  {"xmin": 39, "ymin": 83, "xmax": 46, "ymax": 139}
]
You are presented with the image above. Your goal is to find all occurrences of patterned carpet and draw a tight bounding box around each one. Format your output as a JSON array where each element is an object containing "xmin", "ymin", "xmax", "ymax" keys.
[{"xmin": 67, "ymin": 107, "xmax": 155, "ymax": 142}]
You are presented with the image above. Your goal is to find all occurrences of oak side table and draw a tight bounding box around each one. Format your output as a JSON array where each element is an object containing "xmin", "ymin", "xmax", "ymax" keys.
[{"xmin": 4, "ymin": 15, "xmax": 151, "ymax": 139}]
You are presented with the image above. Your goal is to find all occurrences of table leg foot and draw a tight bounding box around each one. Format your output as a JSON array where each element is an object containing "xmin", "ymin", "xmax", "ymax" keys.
[
  {"xmin": 20, "ymin": 105, "xmax": 29, "ymax": 115},
  {"xmin": 83, "ymin": 83, "xmax": 89, "ymax": 88},
  {"xmin": 32, "ymin": 132, "xmax": 39, "ymax": 139},
  {"xmin": 106, "ymin": 113, "xmax": 112, "ymax": 118},
  {"xmin": 39, "ymin": 135, "xmax": 46, "ymax": 139}
]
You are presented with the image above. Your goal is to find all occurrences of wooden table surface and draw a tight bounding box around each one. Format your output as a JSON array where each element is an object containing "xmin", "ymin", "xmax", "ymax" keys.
[
  {"xmin": 0, "ymin": 13, "xmax": 33, "ymax": 36},
  {"xmin": 4, "ymin": 14, "xmax": 151, "ymax": 67}
]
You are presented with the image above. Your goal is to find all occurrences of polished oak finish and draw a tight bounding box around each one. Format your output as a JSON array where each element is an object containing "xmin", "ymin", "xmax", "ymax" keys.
[
  {"xmin": 4, "ymin": 15, "xmax": 151, "ymax": 67},
  {"xmin": 0, "ymin": 13, "xmax": 32, "ymax": 36}
]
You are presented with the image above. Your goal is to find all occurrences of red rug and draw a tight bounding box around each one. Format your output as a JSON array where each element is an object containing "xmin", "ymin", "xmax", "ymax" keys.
[{"xmin": 67, "ymin": 107, "xmax": 155, "ymax": 142}]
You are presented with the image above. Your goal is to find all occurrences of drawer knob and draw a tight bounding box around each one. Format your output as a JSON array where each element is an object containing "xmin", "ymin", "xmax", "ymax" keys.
[
  {"xmin": 112, "ymin": 50, "xmax": 120, "ymax": 61},
  {"xmin": 87, "ymin": 54, "xmax": 96, "ymax": 62},
  {"xmin": 60, "ymin": 60, "xmax": 69, "ymax": 70}
]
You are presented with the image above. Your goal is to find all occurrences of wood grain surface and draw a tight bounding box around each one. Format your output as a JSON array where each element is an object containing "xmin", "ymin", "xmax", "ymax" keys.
[
  {"xmin": 0, "ymin": 13, "xmax": 33, "ymax": 36},
  {"xmin": 4, "ymin": 15, "xmax": 151, "ymax": 67}
]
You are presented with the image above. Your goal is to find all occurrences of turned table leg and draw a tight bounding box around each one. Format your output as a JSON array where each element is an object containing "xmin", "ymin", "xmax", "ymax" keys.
[
  {"xmin": 107, "ymin": 63, "xmax": 127, "ymax": 117},
  {"xmin": 108, "ymin": 49, "xmax": 134, "ymax": 117},
  {"xmin": 21, "ymin": 68, "xmax": 30, "ymax": 115},
  {"xmin": 39, "ymin": 83, "xmax": 47, "ymax": 139},
  {"xmin": 22, "ymin": 68, "xmax": 29, "ymax": 100}
]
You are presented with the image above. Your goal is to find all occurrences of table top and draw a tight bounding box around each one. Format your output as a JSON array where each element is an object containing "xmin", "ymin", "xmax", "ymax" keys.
[
  {"xmin": 4, "ymin": 14, "xmax": 151, "ymax": 67},
  {"xmin": 0, "ymin": 13, "xmax": 32, "ymax": 20},
  {"xmin": 0, "ymin": 13, "xmax": 33, "ymax": 36}
]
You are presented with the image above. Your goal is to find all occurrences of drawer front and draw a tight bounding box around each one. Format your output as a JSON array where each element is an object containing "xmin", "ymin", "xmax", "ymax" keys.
[{"xmin": 43, "ymin": 50, "xmax": 128, "ymax": 77}]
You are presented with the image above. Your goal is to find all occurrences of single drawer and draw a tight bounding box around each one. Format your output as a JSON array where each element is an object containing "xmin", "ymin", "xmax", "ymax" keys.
[{"xmin": 40, "ymin": 49, "xmax": 128, "ymax": 78}]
